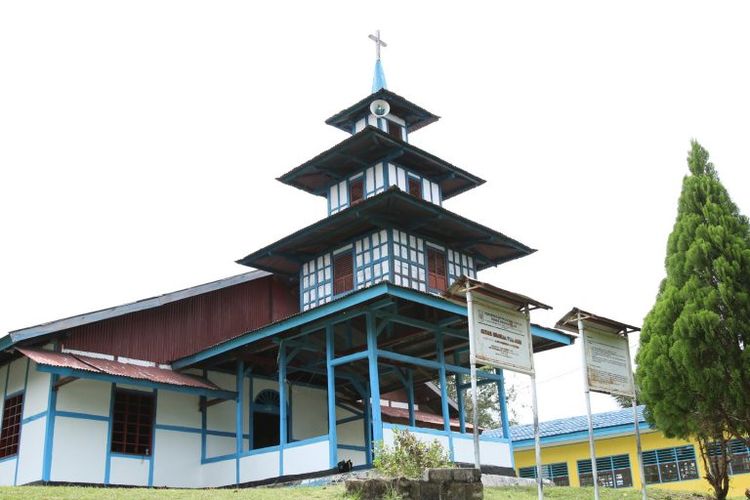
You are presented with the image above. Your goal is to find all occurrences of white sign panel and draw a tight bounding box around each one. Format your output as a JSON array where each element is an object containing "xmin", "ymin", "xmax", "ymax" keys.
[
  {"xmin": 469, "ymin": 293, "xmax": 534, "ymax": 375},
  {"xmin": 583, "ymin": 326, "xmax": 634, "ymax": 397}
]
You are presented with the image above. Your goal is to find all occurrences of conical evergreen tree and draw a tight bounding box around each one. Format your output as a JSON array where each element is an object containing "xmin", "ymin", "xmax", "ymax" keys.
[{"xmin": 636, "ymin": 141, "xmax": 750, "ymax": 499}]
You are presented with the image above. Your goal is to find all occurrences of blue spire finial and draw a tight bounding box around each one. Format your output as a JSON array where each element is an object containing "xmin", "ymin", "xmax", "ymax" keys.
[
  {"xmin": 368, "ymin": 30, "xmax": 388, "ymax": 93},
  {"xmin": 372, "ymin": 59, "xmax": 387, "ymax": 93}
]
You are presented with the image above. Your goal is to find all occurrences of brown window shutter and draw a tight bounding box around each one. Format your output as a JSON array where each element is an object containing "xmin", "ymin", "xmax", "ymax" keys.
[
  {"xmin": 350, "ymin": 178, "xmax": 364, "ymax": 205},
  {"xmin": 333, "ymin": 252, "xmax": 354, "ymax": 295},
  {"xmin": 408, "ymin": 177, "xmax": 422, "ymax": 199},
  {"xmin": 427, "ymin": 248, "xmax": 447, "ymax": 291}
]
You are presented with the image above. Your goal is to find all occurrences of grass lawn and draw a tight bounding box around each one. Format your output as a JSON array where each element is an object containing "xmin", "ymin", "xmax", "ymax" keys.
[{"xmin": 0, "ymin": 485, "xmax": 726, "ymax": 499}]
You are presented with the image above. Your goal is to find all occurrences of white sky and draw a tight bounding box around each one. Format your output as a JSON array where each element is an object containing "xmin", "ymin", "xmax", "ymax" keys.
[{"xmin": 1, "ymin": 1, "xmax": 749, "ymax": 424}]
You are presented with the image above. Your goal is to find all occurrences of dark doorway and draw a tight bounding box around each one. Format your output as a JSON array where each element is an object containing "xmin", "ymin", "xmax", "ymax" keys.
[
  {"xmin": 253, "ymin": 412, "xmax": 280, "ymax": 449},
  {"xmin": 252, "ymin": 389, "xmax": 289, "ymax": 450}
]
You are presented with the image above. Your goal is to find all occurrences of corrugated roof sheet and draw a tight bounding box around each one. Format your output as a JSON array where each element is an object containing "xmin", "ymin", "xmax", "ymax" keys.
[
  {"xmin": 18, "ymin": 347, "xmax": 220, "ymax": 391},
  {"xmin": 486, "ymin": 406, "xmax": 646, "ymax": 442}
]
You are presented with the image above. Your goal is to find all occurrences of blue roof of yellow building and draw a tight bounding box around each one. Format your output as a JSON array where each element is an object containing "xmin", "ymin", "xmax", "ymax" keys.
[{"xmin": 487, "ymin": 406, "xmax": 648, "ymax": 445}]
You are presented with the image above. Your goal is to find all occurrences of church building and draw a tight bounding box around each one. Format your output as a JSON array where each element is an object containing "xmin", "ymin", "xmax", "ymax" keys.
[{"xmin": 0, "ymin": 35, "xmax": 574, "ymax": 488}]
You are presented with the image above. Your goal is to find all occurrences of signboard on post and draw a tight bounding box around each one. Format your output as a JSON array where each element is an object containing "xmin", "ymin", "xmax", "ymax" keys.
[
  {"xmin": 555, "ymin": 308, "xmax": 644, "ymax": 500},
  {"xmin": 470, "ymin": 294, "xmax": 535, "ymax": 376},
  {"xmin": 465, "ymin": 288, "xmax": 543, "ymax": 500},
  {"xmin": 582, "ymin": 326, "xmax": 634, "ymax": 397}
]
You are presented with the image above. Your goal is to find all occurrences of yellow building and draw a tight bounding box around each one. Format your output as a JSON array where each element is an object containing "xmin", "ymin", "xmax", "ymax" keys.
[{"xmin": 509, "ymin": 406, "xmax": 750, "ymax": 498}]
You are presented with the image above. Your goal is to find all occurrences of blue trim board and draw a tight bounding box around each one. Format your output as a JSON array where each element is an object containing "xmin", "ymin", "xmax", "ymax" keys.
[
  {"xmin": 104, "ymin": 383, "xmax": 115, "ymax": 485},
  {"xmin": 0, "ymin": 455, "xmax": 17, "ymax": 464},
  {"xmin": 42, "ymin": 365, "xmax": 58, "ymax": 482},
  {"xmin": 200, "ymin": 434, "xmax": 329, "ymax": 465},
  {"xmin": 513, "ymin": 422, "xmax": 654, "ymax": 449},
  {"xmin": 148, "ymin": 388, "xmax": 157, "ymax": 487},
  {"xmin": 14, "ymin": 358, "xmax": 30, "ymax": 486},
  {"xmin": 172, "ymin": 282, "xmax": 469, "ymax": 369},
  {"xmin": 21, "ymin": 410, "xmax": 46, "ymax": 425},
  {"xmin": 34, "ymin": 364, "xmax": 236, "ymax": 400}
]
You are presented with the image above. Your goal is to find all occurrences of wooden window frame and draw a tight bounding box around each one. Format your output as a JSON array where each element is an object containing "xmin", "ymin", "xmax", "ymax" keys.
[
  {"xmin": 333, "ymin": 251, "xmax": 354, "ymax": 296},
  {"xmin": 386, "ymin": 119, "xmax": 402, "ymax": 140},
  {"xmin": 427, "ymin": 247, "xmax": 448, "ymax": 292},
  {"xmin": 0, "ymin": 393, "xmax": 23, "ymax": 458},
  {"xmin": 349, "ymin": 177, "xmax": 364, "ymax": 206},
  {"xmin": 110, "ymin": 389, "xmax": 155, "ymax": 457},
  {"xmin": 407, "ymin": 176, "xmax": 422, "ymax": 199}
]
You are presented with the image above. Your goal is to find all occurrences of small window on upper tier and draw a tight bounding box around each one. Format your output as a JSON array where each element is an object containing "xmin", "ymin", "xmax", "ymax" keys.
[
  {"xmin": 408, "ymin": 176, "xmax": 422, "ymax": 199},
  {"xmin": 350, "ymin": 177, "xmax": 364, "ymax": 205},
  {"xmin": 387, "ymin": 120, "xmax": 402, "ymax": 140}
]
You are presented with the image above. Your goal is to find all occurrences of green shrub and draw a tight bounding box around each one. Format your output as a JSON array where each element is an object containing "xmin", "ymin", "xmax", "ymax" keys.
[{"xmin": 373, "ymin": 428, "xmax": 453, "ymax": 479}]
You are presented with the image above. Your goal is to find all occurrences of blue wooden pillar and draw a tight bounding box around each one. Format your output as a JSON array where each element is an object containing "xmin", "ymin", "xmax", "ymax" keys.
[
  {"xmin": 453, "ymin": 353, "xmax": 466, "ymax": 433},
  {"xmin": 42, "ymin": 375, "xmax": 58, "ymax": 482},
  {"xmin": 455, "ymin": 373, "xmax": 466, "ymax": 433},
  {"xmin": 235, "ymin": 359, "xmax": 244, "ymax": 486},
  {"xmin": 363, "ymin": 387, "xmax": 372, "ymax": 465},
  {"xmin": 325, "ymin": 325, "xmax": 337, "ymax": 468},
  {"xmin": 247, "ymin": 370, "xmax": 254, "ymax": 451},
  {"xmin": 279, "ymin": 341, "xmax": 287, "ymax": 475},
  {"xmin": 496, "ymin": 368, "xmax": 511, "ymax": 441},
  {"xmin": 366, "ymin": 312, "xmax": 383, "ymax": 447},
  {"xmin": 406, "ymin": 369, "xmax": 415, "ymax": 427},
  {"xmin": 436, "ymin": 331, "xmax": 454, "ymax": 459}
]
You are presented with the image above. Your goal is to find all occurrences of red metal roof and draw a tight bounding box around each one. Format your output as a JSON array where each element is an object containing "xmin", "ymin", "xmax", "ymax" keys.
[
  {"xmin": 18, "ymin": 347, "xmax": 220, "ymax": 391},
  {"xmin": 379, "ymin": 405, "xmax": 475, "ymax": 431}
]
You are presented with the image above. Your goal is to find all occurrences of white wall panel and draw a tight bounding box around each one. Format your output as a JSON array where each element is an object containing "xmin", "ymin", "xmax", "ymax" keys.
[
  {"xmin": 0, "ymin": 364, "xmax": 8, "ymax": 415},
  {"xmin": 479, "ymin": 440, "xmax": 512, "ymax": 467},
  {"xmin": 337, "ymin": 420, "xmax": 365, "ymax": 447},
  {"xmin": 156, "ymin": 391, "xmax": 200, "ymax": 428},
  {"xmin": 290, "ymin": 386, "xmax": 327, "ymax": 441},
  {"xmin": 284, "ymin": 440, "xmax": 328, "ymax": 476},
  {"xmin": 0, "ymin": 459, "xmax": 16, "ymax": 486},
  {"xmin": 206, "ymin": 434, "xmax": 235, "ymax": 458},
  {"xmin": 152, "ymin": 430, "xmax": 201, "ymax": 487},
  {"xmin": 207, "ymin": 400, "xmax": 235, "ymax": 433},
  {"xmin": 240, "ymin": 451, "xmax": 279, "ymax": 483},
  {"xmin": 22, "ymin": 364, "xmax": 49, "ymax": 417},
  {"xmin": 0, "ymin": 458, "xmax": 16, "ymax": 486},
  {"xmin": 6, "ymin": 358, "xmax": 28, "ymax": 395},
  {"xmin": 15, "ymin": 416, "xmax": 44, "ymax": 484},
  {"xmin": 109, "ymin": 456, "xmax": 149, "ymax": 486},
  {"xmin": 57, "ymin": 379, "xmax": 111, "ymax": 416},
  {"xmin": 51, "ymin": 417, "xmax": 107, "ymax": 483},
  {"xmin": 206, "ymin": 371, "xmax": 236, "ymax": 392},
  {"xmin": 201, "ymin": 459, "xmax": 235, "ymax": 488},
  {"xmin": 453, "ymin": 436, "xmax": 475, "ymax": 464}
]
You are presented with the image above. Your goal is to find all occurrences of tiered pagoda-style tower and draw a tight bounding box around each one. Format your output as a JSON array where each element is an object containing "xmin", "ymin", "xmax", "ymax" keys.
[{"xmin": 238, "ymin": 50, "xmax": 534, "ymax": 311}]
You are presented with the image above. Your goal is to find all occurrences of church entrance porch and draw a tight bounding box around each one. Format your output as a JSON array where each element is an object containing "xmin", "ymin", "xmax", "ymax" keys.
[{"xmin": 175, "ymin": 282, "xmax": 573, "ymax": 485}]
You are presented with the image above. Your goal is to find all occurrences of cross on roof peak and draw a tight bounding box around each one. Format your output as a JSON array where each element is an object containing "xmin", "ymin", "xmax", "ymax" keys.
[{"xmin": 368, "ymin": 30, "xmax": 387, "ymax": 61}]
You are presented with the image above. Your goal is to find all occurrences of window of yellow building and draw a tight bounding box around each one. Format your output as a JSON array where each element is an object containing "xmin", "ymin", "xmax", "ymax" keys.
[
  {"xmin": 642, "ymin": 445, "xmax": 699, "ymax": 484},
  {"xmin": 708, "ymin": 439, "xmax": 750, "ymax": 476},
  {"xmin": 577, "ymin": 454, "xmax": 632, "ymax": 488},
  {"xmin": 518, "ymin": 463, "xmax": 570, "ymax": 486}
]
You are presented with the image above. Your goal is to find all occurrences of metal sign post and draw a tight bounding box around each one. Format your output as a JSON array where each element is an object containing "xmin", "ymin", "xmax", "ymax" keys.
[
  {"xmin": 465, "ymin": 290, "xmax": 481, "ymax": 468},
  {"xmin": 527, "ymin": 307, "xmax": 543, "ymax": 500},
  {"xmin": 578, "ymin": 314, "xmax": 600, "ymax": 500},
  {"xmin": 625, "ymin": 339, "xmax": 647, "ymax": 500}
]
